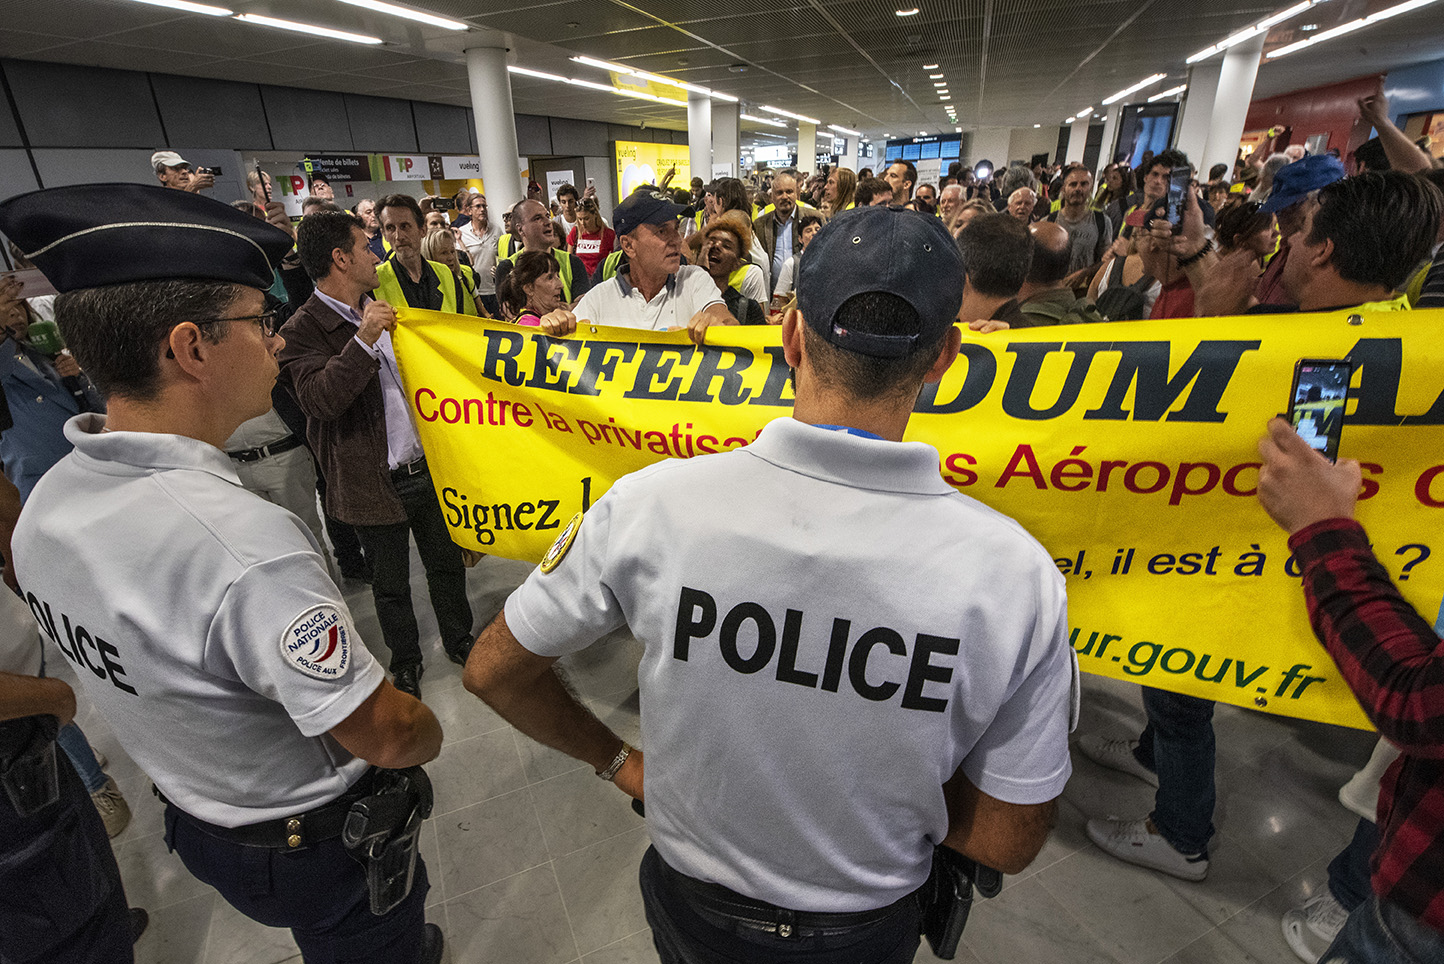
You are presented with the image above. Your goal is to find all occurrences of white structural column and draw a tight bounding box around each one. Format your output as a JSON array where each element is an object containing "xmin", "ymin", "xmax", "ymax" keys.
[
  {"xmin": 712, "ymin": 101, "xmax": 739, "ymax": 177},
  {"xmin": 1201, "ymin": 32, "xmax": 1265, "ymax": 179},
  {"xmin": 1175, "ymin": 58, "xmax": 1224, "ymax": 171},
  {"xmin": 464, "ymin": 46, "xmax": 523, "ymax": 213},
  {"xmin": 796, "ymin": 122, "xmax": 817, "ymax": 175},
  {"xmin": 1064, "ymin": 116, "xmax": 1091, "ymax": 165},
  {"xmin": 687, "ymin": 92, "xmax": 712, "ymax": 186},
  {"xmin": 1098, "ymin": 104, "xmax": 1122, "ymax": 174}
]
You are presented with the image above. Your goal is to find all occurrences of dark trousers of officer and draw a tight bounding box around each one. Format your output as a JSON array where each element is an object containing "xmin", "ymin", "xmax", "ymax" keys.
[
  {"xmin": 353, "ymin": 464, "xmax": 474, "ymax": 672},
  {"xmin": 638, "ymin": 846, "xmax": 921, "ymax": 964},
  {"xmin": 164, "ymin": 806, "xmax": 429, "ymax": 964},
  {"xmin": 0, "ymin": 750, "xmax": 133, "ymax": 964}
]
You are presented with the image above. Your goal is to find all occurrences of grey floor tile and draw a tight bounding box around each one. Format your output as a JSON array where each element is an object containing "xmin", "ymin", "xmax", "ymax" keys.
[
  {"xmin": 444, "ymin": 864, "xmax": 579, "ymax": 964},
  {"xmin": 1037, "ymin": 846, "xmax": 1214, "ymax": 964},
  {"xmin": 426, "ymin": 677, "xmax": 510, "ymax": 745},
  {"xmin": 530, "ymin": 765, "xmax": 648, "ymax": 858},
  {"xmin": 433, "ymin": 785, "xmax": 551, "ymax": 899},
  {"xmin": 553, "ymin": 825, "xmax": 652, "ymax": 954},
  {"xmin": 1158, "ymin": 928, "xmax": 1266, "ymax": 964},
  {"xmin": 134, "ymin": 891, "xmax": 214, "ymax": 964},
  {"xmin": 201, "ymin": 896, "xmax": 300, "ymax": 964},
  {"xmin": 959, "ymin": 874, "xmax": 1119, "ymax": 964},
  {"xmin": 580, "ymin": 928, "xmax": 659, "ymax": 964},
  {"xmin": 429, "ymin": 726, "xmax": 528, "ymax": 817}
]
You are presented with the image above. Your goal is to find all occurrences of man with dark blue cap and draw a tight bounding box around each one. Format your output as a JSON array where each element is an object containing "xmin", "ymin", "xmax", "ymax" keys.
[
  {"xmin": 1254, "ymin": 153, "xmax": 1347, "ymax": 305},
  {"xmin": 463, "ymin": 205, "xmax": 1075, "ymax": 964},
  {"xmin": 546, "ymin": 187, "xmax": 735, "ymax": 344},
  {"xmin": 0, "ymin": 183, "xmax": 446, "ymax": 964}
]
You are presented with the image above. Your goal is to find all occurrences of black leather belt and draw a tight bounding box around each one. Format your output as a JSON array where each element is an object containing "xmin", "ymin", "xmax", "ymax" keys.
[
  {"xmin": 228, "ymin": 434, "xmax": 303, "ymax": 463},
  {"xmin": 156, "ymin": 769, "xmax": 378, "ymax": 851},
  {"xmin": 390, "ymin": 456, "xmax": 427, "ymax": 479},
  {"xmin": 659, "ymin": 853, "xmax": 909, "ymax": 938}
]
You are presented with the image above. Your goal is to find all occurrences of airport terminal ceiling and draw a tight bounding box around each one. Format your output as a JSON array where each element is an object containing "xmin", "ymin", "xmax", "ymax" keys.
[{"xmin": 2, "ymin": 0, "xmax": 1443, "ymax": 144}]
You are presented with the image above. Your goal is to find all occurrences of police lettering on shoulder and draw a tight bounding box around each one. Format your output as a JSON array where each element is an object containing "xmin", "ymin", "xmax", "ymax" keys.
[
  {"xmin": 464, "ymin": 203, "xmax": 1077, "ymax": 963},
  {"xmin": 0, "ymin": 183, "xmax": 446, "ymax": 964}
]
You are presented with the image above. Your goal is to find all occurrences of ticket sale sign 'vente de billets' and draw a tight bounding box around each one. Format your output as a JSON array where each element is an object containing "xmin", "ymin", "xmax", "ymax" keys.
[{"xmin": 391, "ymin": 307, "xmax": 1444, "ymax": 729}]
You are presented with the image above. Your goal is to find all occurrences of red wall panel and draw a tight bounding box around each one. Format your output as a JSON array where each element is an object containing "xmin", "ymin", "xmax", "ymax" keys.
[{"xmin": 1246, "ymin": 74, "xmax": 1379, "ymax": 162}]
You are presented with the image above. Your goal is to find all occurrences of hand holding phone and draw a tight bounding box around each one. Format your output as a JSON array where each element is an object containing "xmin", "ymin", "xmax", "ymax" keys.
[{"xmin": 1288, "ymin": 358, "xmax": 1353, "ymax": 462}]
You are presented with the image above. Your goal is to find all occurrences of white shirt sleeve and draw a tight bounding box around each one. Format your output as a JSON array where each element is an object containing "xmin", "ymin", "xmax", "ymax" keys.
[
  {"xmin": 773, "ymin": 259, "xmax": 796, "ymax": 298},
  {"xmin": 742, "ymin": 264, "xmax": 770, "ymax": 303},
  {"xmin": 505, "ymin": 494, "xmax": 628, "ymax": 657},
  {"xmin": 207, "ymin": 551, "xmax": 384, "ymax": 738}
]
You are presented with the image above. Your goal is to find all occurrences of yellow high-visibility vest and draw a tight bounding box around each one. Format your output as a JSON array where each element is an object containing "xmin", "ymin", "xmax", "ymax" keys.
[
  {"xmin": 499, "ymin": 247, "xmax": 576, "ymax": 302},
  {"xmin": 375, "ymin": 258, "xmax": 458, "ymax": 314}
]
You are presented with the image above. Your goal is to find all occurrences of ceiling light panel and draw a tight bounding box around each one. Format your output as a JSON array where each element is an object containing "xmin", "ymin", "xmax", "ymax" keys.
[
  {"xmin": 233, "ymin": 13, "xmax": 382, "ymax": 44},
  {"xmin": 332, "ymin": 0, "xmax": 468, "ymax": 30}
]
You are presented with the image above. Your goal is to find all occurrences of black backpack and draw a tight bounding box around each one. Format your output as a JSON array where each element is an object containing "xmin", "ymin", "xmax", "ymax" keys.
[{"xmin": 1094, "ymin": 256, "xmax": 1154, "ymax": 322}]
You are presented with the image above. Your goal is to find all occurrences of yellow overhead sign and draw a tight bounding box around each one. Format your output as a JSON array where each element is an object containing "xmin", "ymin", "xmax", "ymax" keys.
[{"xmin": 614, "ymin": 140, "xmax": 692, "ymax": 200}]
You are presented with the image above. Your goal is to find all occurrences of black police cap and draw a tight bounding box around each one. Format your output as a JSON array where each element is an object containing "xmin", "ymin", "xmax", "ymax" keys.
[{"xmin": 0, "ymin": 183, "xmax": 294, "ymax": 293}]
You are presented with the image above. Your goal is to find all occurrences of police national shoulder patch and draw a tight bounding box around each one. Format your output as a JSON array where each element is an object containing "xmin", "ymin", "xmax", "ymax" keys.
[
  {"xmin": 540, "ymin": 512, "xmax": 583, "ymax": 574},
  {"xmin": 281, "ymin": 605, "xmax": 353, "ymax": 680}
]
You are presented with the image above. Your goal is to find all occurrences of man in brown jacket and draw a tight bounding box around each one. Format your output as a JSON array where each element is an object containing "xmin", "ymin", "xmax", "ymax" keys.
[{"xmin": 279, "ymin": 210, "xmax": 474, "ymax": 698}]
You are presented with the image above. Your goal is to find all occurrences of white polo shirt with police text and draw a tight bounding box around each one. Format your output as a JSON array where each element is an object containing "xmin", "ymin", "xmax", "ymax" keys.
[
  {"xmin": 12, "ymin": 415, "xmax": 384, "ymax": 827},
  {"xmin": 506, "ymin": 417, "xmax": 1074, "ymax": 911}
]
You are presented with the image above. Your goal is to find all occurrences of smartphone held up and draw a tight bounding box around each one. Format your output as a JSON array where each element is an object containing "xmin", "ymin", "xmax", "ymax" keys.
[{"xmin": 1289, "ymin": 358, "xmax": 1353, "ymax": 462}]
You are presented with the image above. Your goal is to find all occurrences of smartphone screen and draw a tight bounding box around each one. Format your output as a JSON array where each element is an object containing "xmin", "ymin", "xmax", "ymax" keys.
[
  {"xmin": 1289, "ymin": 359, "xmax": 1353, "ymax": 462},
  {"xmin": 1165, "ymin": 166, "xmax": 1191, "ymax": 228}
]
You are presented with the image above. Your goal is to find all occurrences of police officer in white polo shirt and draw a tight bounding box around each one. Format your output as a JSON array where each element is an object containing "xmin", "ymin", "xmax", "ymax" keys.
[
  {"xmin": 540, "ymin": 188, "xmax": 737, "ymax": 345},
  {"xmin": 0, "ymin": 184, "xmax": 445, "ymax": 964},
  {"xmin": 463, "ymin": 205, "xmax": 1076, "ymax": 963}
]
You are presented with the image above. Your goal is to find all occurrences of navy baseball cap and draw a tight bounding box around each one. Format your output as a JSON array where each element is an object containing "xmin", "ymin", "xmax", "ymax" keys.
[
  {"xmin": 1259, "ymin": 154, "xmax": 1346, "ymax": 214},
  {"xmin": 613, "ymin": 187, "xmax": 685, "ymax": 236},
  {"xmin": 0, "ymin": 183, "xmax": 293, "ymax": 292},
  {"xmin": 797, "ymin": 205, "xmax": 963, "ymax": 358}
]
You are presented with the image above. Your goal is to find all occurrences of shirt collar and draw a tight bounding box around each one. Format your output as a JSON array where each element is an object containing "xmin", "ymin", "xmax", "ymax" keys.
[
  {"xmin": 63, "ymin": 414, "xmax": 242, "ymax": 486},
  {"xmin": 742, "ymin": 417, "xmax": 955, "ymax": 496},
  {"xmin": 313, "ymin": 287, "xmax": 364, "ymax": 325},
  {"xmin": 616, "ymin": 265, "xmax": 677, "ymax": 297}
]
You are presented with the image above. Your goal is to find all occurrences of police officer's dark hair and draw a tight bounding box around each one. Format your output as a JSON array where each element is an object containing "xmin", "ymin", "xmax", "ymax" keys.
[
  {"xmin": 798, "ymin": 213, "xmax": 824, "ymax": 234},
  {"xmin": 297, "ymin": 210, "xmax": 366, "ymax": 282},
  {"xmin": 957, "ymin": 213, "xmax": 1032, "ymax": 297},
  {"xmin": 556, "ymin": 183, "xmax": 579, "ymax": 202},
  {"xmin": 376, "ymin": 193, "xmax": 424, "ymax": 229},
  {"xmin": 802, "ymin": 292, "xmax": 945, "ymax": 401},
  {"xmin": 56, "ymin": 280, "xmax": 244, "ymax": 401},
  {"xmin": 854, "ymin": 177, "xmax": 890, "ymax": 206},
  {"xmin": 1306, "ymin": 171, "xmax": 1443, "ymax": 290}
]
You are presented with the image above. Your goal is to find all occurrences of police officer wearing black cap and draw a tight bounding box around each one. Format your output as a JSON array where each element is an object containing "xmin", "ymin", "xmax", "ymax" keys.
[
  {"xmin": 0, "ymin": 183, "xmax": 446, "ymax": 964},
  {"xmin": 464, "ymin": 205, "xmax": 1076, "ymax": 963}
]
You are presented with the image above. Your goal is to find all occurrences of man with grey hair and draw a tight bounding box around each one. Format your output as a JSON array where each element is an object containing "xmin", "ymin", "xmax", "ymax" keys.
[
  {"xmin": 151, "ymin": 150, "xmax": 213, "ymax": 193},
  {"xmin": 1007, "ymin": 187, "xmax": 1039, "ymax": 224},
  {"xmin": 753, "ymin": 172, "xmax": 815, "ymax": 296},
  {"xmin": 993, "ymin": 165, "xmax": 1037, "ymax": 212}
]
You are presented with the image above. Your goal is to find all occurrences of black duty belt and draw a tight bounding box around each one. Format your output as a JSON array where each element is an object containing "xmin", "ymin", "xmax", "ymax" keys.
[
  {"xmin": 227, "ymin": 434, "xmax": 303, "ymax": 463},
  {"xmin": 659, "ymin": 853, "xmax": 909, "ymax": 938},
  {"xmin": 390, "ymin": 456, "xmax": 427, "ymax": 479},
  {"xmin": 156, "ymin": 768, "xmax": 379, "ymax": 851}
]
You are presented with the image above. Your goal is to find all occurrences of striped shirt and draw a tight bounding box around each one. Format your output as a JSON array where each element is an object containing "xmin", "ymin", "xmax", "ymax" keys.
[{"xmin": 1290, "ymin": 518, "xmax": 1444, "ymax": 932}]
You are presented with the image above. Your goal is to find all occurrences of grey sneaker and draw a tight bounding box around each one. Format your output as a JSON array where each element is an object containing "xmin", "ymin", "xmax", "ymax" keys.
[
  {"xmin": 1077, "ymin": 735, "xmax": 1159, "ymax": 787},
  {"xmin": 1282, "ymin": 891, "xmax": 1349, "ymax": 963},
  {"xmin": 91, "ymin": 776, "xmax": 132, "ymax": 838},
  {"xmin": 1086, "ymin": 817, "xmax": 1208, "ymax": 881}
]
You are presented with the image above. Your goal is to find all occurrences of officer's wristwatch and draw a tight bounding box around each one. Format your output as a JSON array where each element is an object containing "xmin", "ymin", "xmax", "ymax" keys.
[{"xmin": 598, "ymin": 741, "xmax": 633, "ymax": 782}]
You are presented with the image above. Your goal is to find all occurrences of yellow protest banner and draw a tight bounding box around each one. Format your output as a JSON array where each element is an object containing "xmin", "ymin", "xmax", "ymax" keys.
[
  {"xmin": 613, "ymin": 140, "xmax": 692, "ymax": 199},
  {"xmin": 392, "ymin": 308, "xmax": 1444, "ymax": 730}
]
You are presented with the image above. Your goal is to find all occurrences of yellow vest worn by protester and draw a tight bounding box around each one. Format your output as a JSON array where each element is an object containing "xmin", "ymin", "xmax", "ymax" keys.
[
  {"xmin": 375, "ymin": 257, "xmax": 458, "ymax": 314},
  {"xmin": 499, "ymin": 247, "xmax": 576, "ymax": 302},
  {"xmin": 600, "ymin": 250, "xmax": 625, "ymax": 282},
  {"xmin": 457, "ymin": 264, "xmax": 481, "ymax": 316}
]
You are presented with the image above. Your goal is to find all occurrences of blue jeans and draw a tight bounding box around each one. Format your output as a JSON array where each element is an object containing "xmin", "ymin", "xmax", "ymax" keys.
[
  {"xmin": 1134, "ymin": 687, "xmax": 1216, "ymax": 855},
  {"xmin": 639, "ymin": 847, "xmax": 920, "ymax": 964},
  {"xmin": 55, "ymin": 724, "xmax": 108, "ymax": 794},
  {"xmin": 1329, "ymin": 818, "xmax": 1378, "ymax": 912},
  {"xmin": 1323, "ymin": 897, "xmax": 1444, "ymax": 963}
]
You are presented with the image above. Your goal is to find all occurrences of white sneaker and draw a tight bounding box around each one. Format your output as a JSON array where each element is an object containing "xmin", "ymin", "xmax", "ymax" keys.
[
  {"xmin": 90, "ymin": 777, "xmax": 132, "ymax": 838},
  {"xmin": 93, "ymin": 750, "xmax": 107, "ymax": 769},
  {"xmin": 1077, "ymin": 735, "xmax": 1159, "ymax": 787},
  {"xmin": 1086, "ymin": 817, "xmax": 1209, "ymax": 881},
  {"xmin": 1281, "ymin": 891, "xmax": 1349, "ymax": 963}
]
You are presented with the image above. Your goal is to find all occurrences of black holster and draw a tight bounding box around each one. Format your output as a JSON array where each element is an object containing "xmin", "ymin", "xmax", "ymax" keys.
[
  {"xmin": 918, "ymin": 846, "xmax": 1002, "ymax": 959},
  {"xmin": 341, "ymin": 766, "xmax": 433, "ymax": 916},
  {"xmin": 0, "ymin": 715, "xmax": 61, "ymax": 817}
]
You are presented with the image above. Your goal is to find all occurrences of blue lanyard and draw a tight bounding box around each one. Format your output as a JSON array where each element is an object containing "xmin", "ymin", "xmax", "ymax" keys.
[{"xmin": 813, "ymin": 423, "xmax": 883, "ymax": 440}]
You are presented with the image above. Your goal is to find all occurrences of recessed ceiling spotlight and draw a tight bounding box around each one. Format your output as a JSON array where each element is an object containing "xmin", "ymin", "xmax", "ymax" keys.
[
  {"xmin": 929, "ymin": 73, "xmax": 944, "ymax": 79},
  {"xmin": 896, "ymin": 7, "xmax": 920, "ymax": 16},
  {"xmin": 1300, "ymin": 22, "xmax": 1318, "ymax": 29},
  {"xmin": 922, "ymin": 63, "xmax": 939, "ymax": 69}
]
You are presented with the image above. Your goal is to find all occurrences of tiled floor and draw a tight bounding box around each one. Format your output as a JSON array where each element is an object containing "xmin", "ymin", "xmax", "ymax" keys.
[{"xmin": 57, "ymin": 547, "xmax": 1379, "ymax": 964}]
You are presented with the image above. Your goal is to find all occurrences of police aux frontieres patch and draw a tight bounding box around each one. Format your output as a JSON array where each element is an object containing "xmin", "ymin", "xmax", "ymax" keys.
[{"xmin": 282, "ymin": 606, "xmax": 353, "ymax": 679}]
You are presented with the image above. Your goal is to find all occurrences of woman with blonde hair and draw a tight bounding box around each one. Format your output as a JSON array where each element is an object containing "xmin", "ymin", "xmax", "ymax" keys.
[
  {"xmin": 823, "ymin": 167, "xmax": 857, "ymax": 216},
  {"xmin": 419, "ymin": 229, "xmax": 484, "ymax": 316}
]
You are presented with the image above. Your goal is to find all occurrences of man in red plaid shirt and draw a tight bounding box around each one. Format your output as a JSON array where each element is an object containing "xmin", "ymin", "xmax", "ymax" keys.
[{"xmin": 1258, "ymin": 417, "xmax": 1444, "ymax": 963}]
